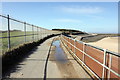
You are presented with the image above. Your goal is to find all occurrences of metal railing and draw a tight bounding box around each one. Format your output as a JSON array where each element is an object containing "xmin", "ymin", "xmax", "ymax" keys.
[
  {"xmin": 61, "ymin": 35, "xmax": 120, "ymax": 79},
  {"xmin": 0, "ymin": 14, "xmax": 60, "ymax": 54}
]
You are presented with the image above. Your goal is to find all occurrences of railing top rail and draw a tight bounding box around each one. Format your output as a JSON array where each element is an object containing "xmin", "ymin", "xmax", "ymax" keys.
[
  {"xmin": 62, "ymin": 35, "xmax": 120, "ymax": 57},
  {"xmin": 86, "ymin": 43, "xmax": 120, "ymax": 57}
]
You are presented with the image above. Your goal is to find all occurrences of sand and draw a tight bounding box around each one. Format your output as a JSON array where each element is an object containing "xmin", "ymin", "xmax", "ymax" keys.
[{"xmin": 88, "ymin": 37, "xmax": 119, "ymax": 54}]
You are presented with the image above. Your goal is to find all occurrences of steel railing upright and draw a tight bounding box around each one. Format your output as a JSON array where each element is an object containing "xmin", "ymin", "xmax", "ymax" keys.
[
  {"xmin": 7, "ymin": 15, "xmax": 11, "ymax": 49},
  {"xmin": 61, "ymin": 34, "xmax": 120, "ymax": 79},
  {"xmin": 24, "ymin": 22, "xmax": 26, "ymax": 42}
]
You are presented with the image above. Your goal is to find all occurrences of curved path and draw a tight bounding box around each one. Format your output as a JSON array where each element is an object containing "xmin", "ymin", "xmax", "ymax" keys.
[{"xmin": 5, "ymin": 36, "xmax": 91, "ymax": 79}]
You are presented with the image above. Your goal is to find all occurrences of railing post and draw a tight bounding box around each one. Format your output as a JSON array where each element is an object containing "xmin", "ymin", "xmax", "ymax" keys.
[
  {"xmin": 70, "ymin": 38, "xmax": 72, "ymax": 51},
  {"xmin": 102, "ymin": 49, "xmax": 107, "ymax": 80},
  {"xmin": 32, "ymin": 25, "xmax": 34, "ymax": 41},
  {"xmin": 108, "ymin": 54, "xmax": 112, "ymax": 79},
  {"xmin": 41, "ymin": 29, "xmax": 43, "ymax": 39},
  {"xmin": 44, "ymin": 29, "xmax": 45, "ymax": 37},
  {"xmin": 37, "ymin": 27, "xmax": 39, "ymax": 40},
  {"xmin": 39, "ymin": 28, "xmax": 40, "ymax": 39},
  {"xmin": 43, "ymin": 29, "xmax": 44, "ymax": 38},
  {"xmin": 40, "ymin": 28, "xmax": 41, "ymax": 39},
  {"xmin": 24, "ymin": 22, "xmax": 26, "ymax": 42},
  {"xmin": 46, "ymin": 29, "xmax": 47, "ymax": 37},
  {"xmin": 7, "ymin": 15, "xmax": 11, "ymax": 49},
  {"xmin": 60, "ymin": 34, "xmax": 62, "ymax": 41},
  {"xmin": 82, "ymin": 42, "xmax": 85, "ymax": 65},
  {"xmin": 41, "ymin": 28, "xmax": 43, "ymax": 39},
  {"xmin": 42, "ymin": 29, "xmax": 44, "ymax": 38},
  {"xmin": 74, "ymin": 39, "xmax": 76, "ymax": 55},
  {"xmin": 46, "ymin": 29, "xmax": 47, "ymax": 36},
  {"xmin": 69, "ymin": 38, "xmax": 71, "ymax": 50}
]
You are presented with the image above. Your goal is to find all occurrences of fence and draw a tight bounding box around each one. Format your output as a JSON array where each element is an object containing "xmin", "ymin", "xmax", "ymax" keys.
[
  {"xmin": 0, "ymin": 14, "xmax": 60, "ymax": 55},
  {"xmin": 61, "ymin": 35, "xmax": 120, "ymax": 79}
]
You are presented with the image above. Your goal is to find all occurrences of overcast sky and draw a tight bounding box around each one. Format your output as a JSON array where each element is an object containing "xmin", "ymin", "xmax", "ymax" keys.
[{"xmin": 2, "ymin": 2, "xmax": 118, "ymax": 33}]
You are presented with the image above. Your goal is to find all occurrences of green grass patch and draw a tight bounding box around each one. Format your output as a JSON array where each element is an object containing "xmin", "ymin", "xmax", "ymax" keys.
[
  {"xmin": 0, "ymin": 31, "xmax": 34, "ymax": 37},
  {"xmin": 1, "ymin": 31, "xmax": 42, "ymax": 55}
]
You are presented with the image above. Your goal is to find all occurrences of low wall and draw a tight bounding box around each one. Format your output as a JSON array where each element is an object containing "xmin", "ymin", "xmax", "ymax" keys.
[{"xmin": 61, "ymin": 35, "xmax": 120, "ymax": 79}]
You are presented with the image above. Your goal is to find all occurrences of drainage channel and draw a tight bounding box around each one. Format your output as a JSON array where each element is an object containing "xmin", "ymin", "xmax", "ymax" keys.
[
  {"xmin": 52, "ymin": 40, "xmax": 68, "ymax": 63},
  {"xmin": 49, "ymin": 39, "xmax": 80, "ymax": 78},
  {"xmin": 46, "ymin": 38, "xmax": 92, "ymax": 78}
]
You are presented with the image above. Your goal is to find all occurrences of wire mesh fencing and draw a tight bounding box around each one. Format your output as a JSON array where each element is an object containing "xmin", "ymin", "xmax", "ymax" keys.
[{"xmin": 0, "ymin": 14, "xmax": 60, "ymax": 55}]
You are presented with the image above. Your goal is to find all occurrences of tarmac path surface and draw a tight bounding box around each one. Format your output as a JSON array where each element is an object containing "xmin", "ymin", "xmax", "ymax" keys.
[{"xmin": 6, "ymin": 36, "xmax": 91, "ymax": 79}]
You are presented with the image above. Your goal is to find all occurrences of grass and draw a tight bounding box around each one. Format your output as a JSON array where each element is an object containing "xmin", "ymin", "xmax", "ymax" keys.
[
  {"xmin": 0, "ymin": 31, "xmax": 33, "ymax": 37},
  {"xmin": 0, "ymin": 31, "xmax": 47, "ymax": 55}
]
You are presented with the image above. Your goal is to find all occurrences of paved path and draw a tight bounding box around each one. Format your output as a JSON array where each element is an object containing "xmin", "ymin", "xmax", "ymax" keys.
[
  {"xmin": 7, "ymin": 37, "xmax": 54, "ymax": 78},
  {"xmin": 47, "ymin": 37, "xmax": 91, "ymax": 78},
  {"xmin": 6, "ymin": 36, "xmax": 92, "ymax": 79}
]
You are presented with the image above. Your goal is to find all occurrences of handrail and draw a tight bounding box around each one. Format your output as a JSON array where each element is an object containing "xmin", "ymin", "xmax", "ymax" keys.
[
  {"xmin": 63, "ymin": 35, "xmax": 120, "ymax": 57},
  {"xmin": 61, "ymin": 34, "xmax": 120, "ymax": 79}
]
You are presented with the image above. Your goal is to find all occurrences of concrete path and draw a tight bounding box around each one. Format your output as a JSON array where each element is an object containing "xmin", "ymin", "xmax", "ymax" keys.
[
  {"xmin": 7, "ymin": 37, "xmax": 54, "ymax": 78},
  {"xmin": 47, "ymin": 37, "xmax": 91, "ymax": 79},
  {"xmin": 6, "ymin": 36, "xmax": 92, "ymax": 79}
]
